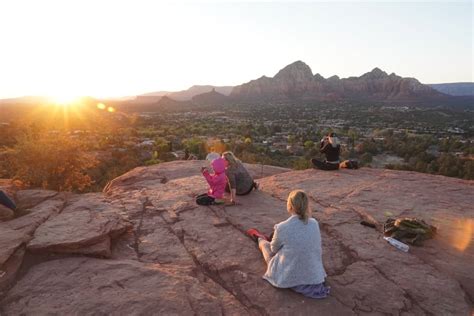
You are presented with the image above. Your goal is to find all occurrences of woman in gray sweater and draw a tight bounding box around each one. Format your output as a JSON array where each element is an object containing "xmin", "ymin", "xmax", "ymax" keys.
[
  {"xmin": 222, "ymin": 152, "xmax": 257, "ymax": 204},
  {"xmin": 247, "ymin": 190, "xmax": 330, "ymax": 299}
]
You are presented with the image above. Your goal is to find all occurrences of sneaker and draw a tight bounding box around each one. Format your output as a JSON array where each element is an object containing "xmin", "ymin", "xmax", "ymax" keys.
[{"xmin": 246, "ymin": 228, "xmax": 269, "ymax": 242}]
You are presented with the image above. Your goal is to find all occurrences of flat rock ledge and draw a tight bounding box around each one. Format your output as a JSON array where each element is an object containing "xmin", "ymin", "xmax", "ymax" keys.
[{"xmin": 0, "ymin": 160, "xmax": 473, "ymax": 315}]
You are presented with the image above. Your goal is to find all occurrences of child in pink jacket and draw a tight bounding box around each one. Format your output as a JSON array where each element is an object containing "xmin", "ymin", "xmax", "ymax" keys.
[{"xmin": 196, "ymin": 157, "xmax": 228, "ymax": 205}]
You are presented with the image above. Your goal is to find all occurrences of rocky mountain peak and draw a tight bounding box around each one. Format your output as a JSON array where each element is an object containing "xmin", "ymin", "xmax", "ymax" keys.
[
  {"xmin": 227, "ymin": 61, "xmax": 451, "ymax": 103},
  {"xmin": 314, "ymin": 73, "xmax": 325, "ymax": 81},
  {"xmin": 274, "ymin": 60, "xmax": 313, "ymax": 82},
  {"xmin": 191, "ymin": 88, "xmax": 228, "ymax": 105},
  {"xmin": 362, "ymin": 67, "xmax": 389, "ymax": 79}
]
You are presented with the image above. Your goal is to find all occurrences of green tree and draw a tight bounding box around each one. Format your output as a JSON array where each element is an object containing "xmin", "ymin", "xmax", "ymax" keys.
[
  {"xmin": 293, "ymin": 158, "xmax": 311, "ymax": 170},
  {"xmin": 182, "ymin": 137, "xmax": 206, "ymax": 159},
  {"xmin": 304, "ymin": 140, "xmax": 315, "ymax": 151},
  {"xmin": 463, "ymin": 160, "xmax": 474, "ymax": 180}
]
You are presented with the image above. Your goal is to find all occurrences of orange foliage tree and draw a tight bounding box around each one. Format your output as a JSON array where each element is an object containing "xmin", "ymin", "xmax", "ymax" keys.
[{"xmin": 10, "ymin": 134, "xmax": 98, "ymax": 192}]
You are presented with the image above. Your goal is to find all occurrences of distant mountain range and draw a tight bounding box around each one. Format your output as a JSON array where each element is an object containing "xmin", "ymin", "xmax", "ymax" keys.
[
  {"xmin": 137, "ymin": 61, "xmax": 472, "ymax": 108},
  {"xmin": 137, "ymin": 85, "xmax": 233, "ymax": 102},
  {"xmin": 230, "ymin": 61, "xmax": 446, "ymax": 102},
  {"xmin": 428, "ymin": 83, "xmax": 474, "ymax": 96},
  {"xmin": 2, "ymin": 61, "xmax": 472, "ymax": 108}
]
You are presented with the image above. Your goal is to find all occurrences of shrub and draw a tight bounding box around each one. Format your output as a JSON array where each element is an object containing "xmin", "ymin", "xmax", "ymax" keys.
[{"xmin": 9, "ymin": 134, "xmax": 98, "ymax": 192}]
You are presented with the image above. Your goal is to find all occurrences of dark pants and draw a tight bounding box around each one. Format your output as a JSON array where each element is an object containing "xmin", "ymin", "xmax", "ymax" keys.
[
  {"xmin": 311, "ymin": 159, "xmax": 339, "ymax": 171},
  {"xmin": 0, "ymin": 190, "xmax": 16, "ymax": 210},
  {"xmin": 196, "ymin": 193, "xmax": 216, "ymax": 206}
]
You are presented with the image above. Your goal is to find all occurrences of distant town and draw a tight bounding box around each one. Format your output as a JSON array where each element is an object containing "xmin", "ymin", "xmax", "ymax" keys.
[{"xmin": 0, "ymin": 99, "xmax": 473, "ymax": 192}]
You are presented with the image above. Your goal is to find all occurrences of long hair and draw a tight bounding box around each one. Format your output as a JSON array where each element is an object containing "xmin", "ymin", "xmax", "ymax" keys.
[
  {"xmin": 222, "ymin": 151, "xmax": 239, "ymax": 167},
  {"xmin": 287, "ymin": 190, "xmax": 311, "ymax": 223}
]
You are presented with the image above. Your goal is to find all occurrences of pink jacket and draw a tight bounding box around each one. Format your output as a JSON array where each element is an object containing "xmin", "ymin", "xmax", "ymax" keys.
[{"xmin": 202, "ymin": 158, "xmax": 228, "ymax": 199}]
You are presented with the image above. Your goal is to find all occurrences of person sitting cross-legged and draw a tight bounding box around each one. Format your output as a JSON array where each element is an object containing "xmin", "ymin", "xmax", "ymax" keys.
[
  {"xmin": 311, "ymin": 132, "xmax": 340, "ymax": 171},
  {"xmin": 247, "ymin": 190, "xmax": 330, "ymax": 299}
]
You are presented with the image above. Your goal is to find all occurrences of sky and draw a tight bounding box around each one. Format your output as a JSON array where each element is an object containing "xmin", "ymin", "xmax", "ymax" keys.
[{"xmin": 0, "ymin": 0, "xmax": 472, "ymax": 99}]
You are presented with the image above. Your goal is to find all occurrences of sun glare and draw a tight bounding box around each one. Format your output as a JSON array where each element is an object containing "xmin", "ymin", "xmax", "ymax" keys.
[
  {"xmin": 50, "ymin": 95, "xmax": 80, "ymax": 106},
  {"xmin": 450, "ymin": 218, "xmax": 473, "ymax": 252}
]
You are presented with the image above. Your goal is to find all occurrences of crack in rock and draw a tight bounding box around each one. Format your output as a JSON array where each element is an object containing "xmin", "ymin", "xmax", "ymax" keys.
[
  {"xmin": 152, "ymin": 205, "xmax": 268, "ymax": 316},
  {"xmin": 130, "ymin": 197, "xmax": 149, "ymax": 260}
]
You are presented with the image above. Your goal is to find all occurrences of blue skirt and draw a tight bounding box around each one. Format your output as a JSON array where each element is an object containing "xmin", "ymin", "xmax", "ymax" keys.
[{"xmin": 292, "ymin": 283, "xmax": 330, "ymax": 299}]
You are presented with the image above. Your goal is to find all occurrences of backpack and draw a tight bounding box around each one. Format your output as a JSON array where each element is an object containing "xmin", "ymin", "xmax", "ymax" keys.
[
  {"xmin": 340, "ymin": 159, "xmax": 359, "ymax": 169},
  {"xmin": 383, "ymin": 217, "xmax": 437, "ymax": 246}
]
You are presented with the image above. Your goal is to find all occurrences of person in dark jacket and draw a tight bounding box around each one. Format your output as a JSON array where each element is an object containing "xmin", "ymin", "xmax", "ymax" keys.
[
  {"xmin": 222, "ymin": 151, "xmax": 258, "ymax": 204},
  {"xmin": 311, "ymin": 132, "xmax": 341, "ymax": 171}
]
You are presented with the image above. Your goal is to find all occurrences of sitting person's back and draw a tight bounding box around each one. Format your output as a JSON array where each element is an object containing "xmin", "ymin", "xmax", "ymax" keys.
[
  {"xmin": 264, "ymin": 213, "xmax": 326, "ymax": 288},
  {"xmin": 247, "ymin": 190, "xmax": 330, "ymax": 299},
  {"xmin": 222, "ymin": 152, "xmax": 258, "ymax": 204}
]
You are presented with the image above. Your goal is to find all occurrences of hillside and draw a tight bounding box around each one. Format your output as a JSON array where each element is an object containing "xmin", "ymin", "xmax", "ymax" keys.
[
  {"xmin": 0, "ymin": 161, "xmax": 473, "ymax": 315},
  {"xmin": 169, "ymin": 85, "xmax": 234, "ymax": 101},
  {"xmin": 428, "ymin": 83, "xmax": 474, "ymax": 96}
]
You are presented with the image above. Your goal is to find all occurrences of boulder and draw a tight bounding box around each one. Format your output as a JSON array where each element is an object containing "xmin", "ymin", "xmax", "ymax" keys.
[
  {"xmin": 0, "ymin": 205, "xmax": 14, "ymax": 222},
  {"xmin": 15, "ymin": 189, "xmax": 58, "ymax": 210},
  {"xmin": 5, "ymin": 197, "xmax": 65, "ymax": 234},
  {"xmin": 0, "ymin": 247, "xmax": 25, "ymax": 295},
  {"xmin": 0, "ymin": 196, "xmax": 66, "ymax": 293},
  {"xmin": 27, "ymin": 193, "xmax": 132, "ymax": 257},
  {"xmin": 0, "ymin": 227, "xmax": 29, "ymax": 268},
  {"xmin": 0, "ymin": 227, "xmax": 29, "ymax": 296}
]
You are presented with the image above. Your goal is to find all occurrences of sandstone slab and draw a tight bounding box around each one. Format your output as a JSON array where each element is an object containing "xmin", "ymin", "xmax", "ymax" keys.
[
  {"xmin": 5, "ymin": 197, "xmax": 65, "ymax": 234},
  {"xmin": 27, "ymin": 193, "xmax": 132, "ymax": 257},
  {"xmin": 0, "ymin": 247, "xmax": 25, "ymax": 295},
  {"xmin": 0, "ymin": 195, "xmax": 66, "ymax": 293},
  {"xmin": 15, "ymin": 189, "xmax": 58, "ymax": 210},
  {"xmin": 259, "ymin": 167, "xmax": 473, "ymax": 313},
  {"xmin": 0, "ymin": 228, "xmax": 29, "ymax": 267},
  {"xmin": 0, "ymin": 205, "xmax": 14, "ymax": 222},
  {"xmin": 0, "ymin": 257, "xmax": 248, "ymax": 315},
  {"xmin": 1, "ymin": 162, "xmax": 472, "ymax": 315}
]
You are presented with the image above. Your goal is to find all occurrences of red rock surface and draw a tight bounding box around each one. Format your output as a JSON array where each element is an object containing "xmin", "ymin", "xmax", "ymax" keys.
[
  {"xmin": 1, "ymin": 161, "xmax": 472, "ymax": 315},
  {"xmin": 27, "ymin": 193, "xmax": 132, "ymax": 258}
]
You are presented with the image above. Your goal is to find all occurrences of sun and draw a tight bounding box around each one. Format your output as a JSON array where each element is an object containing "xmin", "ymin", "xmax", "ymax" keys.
[{"xmin": 49, "ymin": 94, "xmax": 81, "ymax": 106}]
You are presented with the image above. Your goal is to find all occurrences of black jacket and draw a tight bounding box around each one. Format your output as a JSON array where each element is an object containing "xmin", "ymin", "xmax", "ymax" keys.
[{"xmin": 320, "ymin": 141, "xmax": 340, "ymax": 162}]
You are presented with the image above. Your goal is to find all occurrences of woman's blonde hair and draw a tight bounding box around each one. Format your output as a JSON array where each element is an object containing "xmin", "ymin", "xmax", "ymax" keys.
[
  {"xmin": 287, "ymin": 190, "xmax": 311, "ymax": 223},
  {"xmin": 222, "ymin": 151, "xmax": 239, "ymax": 167}
]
